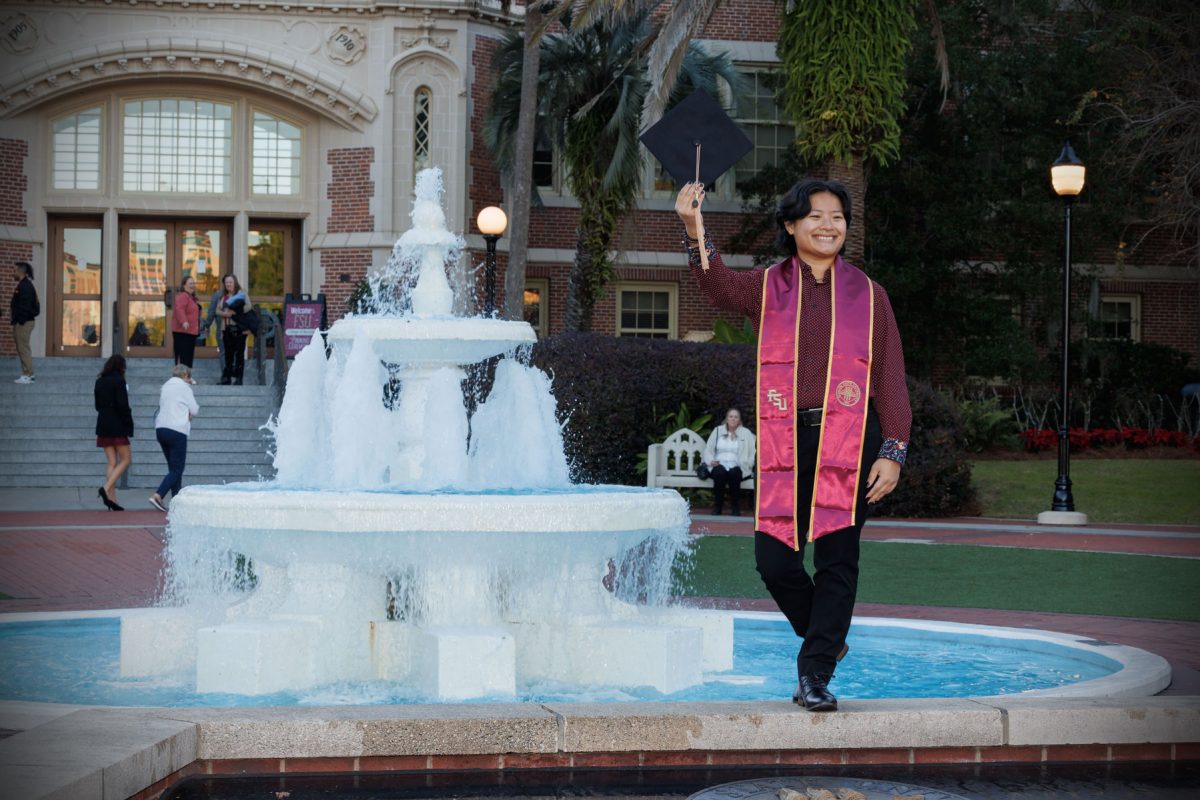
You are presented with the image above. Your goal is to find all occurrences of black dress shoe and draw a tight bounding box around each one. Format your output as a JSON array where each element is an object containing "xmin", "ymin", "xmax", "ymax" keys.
[{"xmin": 793, "ymin": 674, "xmax": 838, "ymax": 711}]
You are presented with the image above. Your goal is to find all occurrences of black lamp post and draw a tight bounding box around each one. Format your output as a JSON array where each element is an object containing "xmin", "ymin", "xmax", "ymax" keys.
[
  {"xmin": 477, "ymin": 206, "xmax": 508, "ymax": 317},
  {"xmin": 1039, "ymin": 142, "xmax": 1088, "ymax": 525}
]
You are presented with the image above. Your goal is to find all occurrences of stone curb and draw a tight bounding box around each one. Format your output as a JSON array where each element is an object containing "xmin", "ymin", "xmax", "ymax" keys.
[{"xmin": 2, "ymin": 697, "xmax": 1199, "ymax": 800}]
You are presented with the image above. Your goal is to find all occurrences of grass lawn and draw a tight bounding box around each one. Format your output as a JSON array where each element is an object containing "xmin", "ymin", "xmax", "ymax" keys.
[
  {"xmin": 972, "ymin": 458, "xmax": 1200, "ymax": 525},
  {"xmin": 679, "ymin": 536, "xmax": 1200, "ymax": 622}
]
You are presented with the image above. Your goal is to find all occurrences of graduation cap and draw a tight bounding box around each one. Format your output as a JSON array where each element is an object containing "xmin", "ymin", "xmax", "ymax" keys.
[{"xmin": 640, "ymin": 89, "xmax": 754, "ymax": 190}]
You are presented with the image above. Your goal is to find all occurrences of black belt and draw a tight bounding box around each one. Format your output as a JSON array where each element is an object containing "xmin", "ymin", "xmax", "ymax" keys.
[{"xmin": 798, "ymin": 407, "xmax": 824, "ymax": 427}]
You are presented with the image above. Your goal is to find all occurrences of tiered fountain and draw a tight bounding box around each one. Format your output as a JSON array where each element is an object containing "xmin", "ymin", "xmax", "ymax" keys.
[{"xmin": 119, "ymin": 169, "xmax": 731, "ymax": 700}]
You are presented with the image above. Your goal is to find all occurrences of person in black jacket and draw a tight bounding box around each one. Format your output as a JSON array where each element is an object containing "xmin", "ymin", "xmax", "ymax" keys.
[
  {"xmin": 10, "ymin": 260, "xmax": 39, "ymax": 384},
  {"xmin": 95, "ymin": 354, "xmax": 134, "ymax": 511}
]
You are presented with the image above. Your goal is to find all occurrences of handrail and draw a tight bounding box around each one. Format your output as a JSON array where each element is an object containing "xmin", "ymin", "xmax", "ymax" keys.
[{"xmin": 251, "ymin": 309, "xmax": 288, "ymax": 410}]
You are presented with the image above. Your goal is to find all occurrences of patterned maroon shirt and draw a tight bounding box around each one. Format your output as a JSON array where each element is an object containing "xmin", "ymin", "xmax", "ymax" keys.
[{"xmin": 687, "ymin": 236, "xmax": 912, "ymax": 463}]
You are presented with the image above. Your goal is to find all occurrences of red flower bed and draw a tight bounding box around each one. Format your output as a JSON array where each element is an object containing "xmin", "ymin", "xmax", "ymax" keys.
[{"xmin": 1022, "ymin": 427, "xmax": 1200, "ymax": 453}]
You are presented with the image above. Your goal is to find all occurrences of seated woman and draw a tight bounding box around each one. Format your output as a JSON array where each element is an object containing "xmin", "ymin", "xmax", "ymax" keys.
[{"xmin": 703, "ymin": 408, "xmax": 756, "ymax": 515}]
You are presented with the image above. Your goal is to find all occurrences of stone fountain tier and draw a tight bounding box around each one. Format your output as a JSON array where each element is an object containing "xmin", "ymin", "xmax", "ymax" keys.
[
  {"xmin": 134, "ymin": 485, "xmax": 730, "ymax": 700},
  {"xmin": 327, "ymin": 315, "xmax": 536, "ymax": 364}
]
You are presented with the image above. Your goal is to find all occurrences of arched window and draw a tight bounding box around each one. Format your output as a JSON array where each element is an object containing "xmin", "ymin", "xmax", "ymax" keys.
[
  {"xmin": 413, "ymin": 86, "xmax": 432, "ymax": 173},
  {"xmin": 252, "ymin": 111, "xmax": 303, "ymax": 196},
  {"xmin": 52, "ymin": 107, "xmax": 102, "ymax": 191},
  {"xmin": 122, "ymin": 99, "xmax": 233, "ymax": 193}
]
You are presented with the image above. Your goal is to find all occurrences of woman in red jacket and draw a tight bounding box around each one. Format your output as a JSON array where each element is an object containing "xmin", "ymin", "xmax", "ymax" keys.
[{"xmin": 171, "ymin": 276, "xmax": 201, "ymax": 368}]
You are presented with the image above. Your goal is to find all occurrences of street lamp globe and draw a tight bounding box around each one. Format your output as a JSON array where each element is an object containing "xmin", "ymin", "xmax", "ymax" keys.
[
  {"xmin": 1050, "ymin": 142, "xmax": 1086, "ymax": 197},
  {"xmin": 477, "ymin": 206, "xmax": 508, "ymax": 236}
]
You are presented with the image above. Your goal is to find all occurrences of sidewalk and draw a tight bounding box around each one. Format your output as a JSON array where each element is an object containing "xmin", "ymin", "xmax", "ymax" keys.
[{"xmin": 2, "ymin": 490, "xmax": 1198, "ymax": 694}]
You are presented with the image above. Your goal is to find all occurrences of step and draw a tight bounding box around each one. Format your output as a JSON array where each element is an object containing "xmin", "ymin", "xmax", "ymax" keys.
[{"xmin": 0, "ymin": 427, "xmax": 276, "ymax": 442}]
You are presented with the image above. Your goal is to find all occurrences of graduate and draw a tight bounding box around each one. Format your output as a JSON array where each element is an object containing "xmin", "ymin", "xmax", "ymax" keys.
[{"xmin": 644, "ymin": 91, "xmax": 912, "ymax": 712}]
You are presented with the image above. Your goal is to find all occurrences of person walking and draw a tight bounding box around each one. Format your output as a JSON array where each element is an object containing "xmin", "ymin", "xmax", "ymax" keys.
[
  {"xmin": 216, "ymin": 274, "xmax": 252, "ymax": 385},
  {"xmin": 9, "ymin": 260, "xmax": 39, "ymax": 384},
  {"xmin": 676, "ymin": 178, "xmax": 911, "ymax": 712},
  {"xmin": 171, "ymin": 276, "xmax": 201, "ymax": 368},
  {"xmin": 703, "ymin": 408, "xmax": 756, "ymax": 516},
  {"xmin": 95, "ymin": 354, "xmax": 134, "ymax": 511},
  {"xmin": 149, "ymin": 364, "xmax": 199, "ymax": 512}
]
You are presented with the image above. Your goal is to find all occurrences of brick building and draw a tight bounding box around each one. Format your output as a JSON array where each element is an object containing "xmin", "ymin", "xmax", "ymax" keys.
[{"xmin": 0, "ymin": 2, "xmax": 1195, "ymax": 369}]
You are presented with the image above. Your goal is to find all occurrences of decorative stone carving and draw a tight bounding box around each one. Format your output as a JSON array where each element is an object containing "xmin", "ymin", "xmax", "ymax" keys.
[
  {"xmin": 214, "ymin": 58, "xmax": 225, "ymax": 71},
  {"xmin": 399, "ymin": 11, "xmax": 450, "ymax": 50},
  {"xmin": 325, "ymin": 24, "xmax": 365, "ymax": 65},
  {"xmin": 165, "ymin": 55, "xmax": 177, "ymax": 67},
  {"xmin": 1, "ymin": 13, "xmax": 38, "ymax": 55}
]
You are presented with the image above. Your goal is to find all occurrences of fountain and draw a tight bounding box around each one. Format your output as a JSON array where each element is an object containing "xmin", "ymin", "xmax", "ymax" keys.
[{"xmin": 119, "ymin": 168, "xmax": 730, "ymax": 700}]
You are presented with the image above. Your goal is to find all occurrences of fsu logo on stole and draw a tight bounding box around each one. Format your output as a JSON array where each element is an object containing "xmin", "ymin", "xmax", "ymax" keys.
[{"xmin": 835, "ymin": 380, "xmax": 862, "ymax": 407}]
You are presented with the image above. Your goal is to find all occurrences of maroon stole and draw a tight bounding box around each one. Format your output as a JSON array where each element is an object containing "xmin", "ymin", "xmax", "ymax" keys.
[{"xmin": 755, "ymin": 256, "xmax": 874, "ymax": 549}]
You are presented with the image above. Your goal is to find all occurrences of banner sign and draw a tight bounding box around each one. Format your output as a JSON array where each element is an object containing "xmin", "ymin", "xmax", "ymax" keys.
[{"xmin": 282, "ymin": 300, "xmax": 325, "ymax": 358}]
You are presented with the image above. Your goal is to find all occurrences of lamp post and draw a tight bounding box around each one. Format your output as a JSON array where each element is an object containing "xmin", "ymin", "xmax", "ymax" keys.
[
  {"xmin": 1038, "ymin": 142, "xmax": 1088, "ymax": 526},
  {"xmin": 476, "ymin": 206, "xmax": 508, "ymax": 317}
]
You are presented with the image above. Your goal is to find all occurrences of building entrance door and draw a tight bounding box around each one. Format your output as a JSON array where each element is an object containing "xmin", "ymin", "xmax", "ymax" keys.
[{"xmin": 118, "ymin": 219, "xmax": 229, "ymax": 358}]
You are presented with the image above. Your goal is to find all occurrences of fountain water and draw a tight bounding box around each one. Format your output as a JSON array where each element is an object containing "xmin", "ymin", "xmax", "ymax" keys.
[{"xmin": 121, "ymin": 168, "xmax": 729, "ymax": 700}]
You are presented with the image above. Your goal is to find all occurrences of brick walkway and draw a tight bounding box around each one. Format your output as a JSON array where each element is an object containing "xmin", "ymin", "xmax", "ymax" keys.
[{"xmin": 2, "ymin": 507, "xmax": 1198, "ymax": 692}]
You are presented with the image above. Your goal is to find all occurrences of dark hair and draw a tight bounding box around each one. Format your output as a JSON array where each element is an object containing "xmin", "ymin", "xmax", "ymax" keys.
[
  {"xmin": 773, "ymin": 179, "xmax": 853, "ymax": 257},
  {"xmin": 99, "ymin": 354, "xmax": 127, "ymax": 378},
  {"xmin": 180, "ymin": 276, "xmax": 196, "ymax": 292},
  {"xmin": 221, "ymin": 273, "xmax": 241, "ymax": 294},
  {"xmin": 14, "ymin": 261, "xmax": 33, "ymax": 280}
]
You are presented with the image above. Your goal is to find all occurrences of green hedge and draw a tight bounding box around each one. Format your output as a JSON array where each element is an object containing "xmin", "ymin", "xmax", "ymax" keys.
[{"xmin": 530, "ymin": 334, "xmax": 977, "ymax": 517}]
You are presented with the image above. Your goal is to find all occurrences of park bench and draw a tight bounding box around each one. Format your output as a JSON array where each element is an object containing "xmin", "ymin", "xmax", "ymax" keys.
[{"xmin": 645, "ymin": 427, "xmax": 755, "ymax": 491}]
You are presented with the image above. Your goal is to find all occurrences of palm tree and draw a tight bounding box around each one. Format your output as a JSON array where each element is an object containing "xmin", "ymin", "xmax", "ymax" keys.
[{"xmin": 485, "ymin": 10, "xmax": 740, "ymax": 332}]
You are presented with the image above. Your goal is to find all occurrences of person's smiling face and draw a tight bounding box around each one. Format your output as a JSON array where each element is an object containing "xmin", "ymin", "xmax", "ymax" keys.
[{"xmin": 785, "ymin": 191, "xmax": 846, "ymax": 265}]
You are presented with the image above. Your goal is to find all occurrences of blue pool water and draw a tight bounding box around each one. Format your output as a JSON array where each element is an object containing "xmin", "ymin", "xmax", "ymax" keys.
[{"xmin": 0, "ymin": 616, "xmax": 1119, "ymax": 707}]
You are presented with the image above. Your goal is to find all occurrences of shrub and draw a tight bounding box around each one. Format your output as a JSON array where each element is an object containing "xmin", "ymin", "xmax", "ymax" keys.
[
  {"xmin": 957, "ymin": 394, "xmax": 1021, "ymax": 453},
  {"xmin": 533, "ymin": 335, "xmax": 977, "ymax": 517},
  {"xmin": 531, "ymin": 334, "xmax": 755, "ymax": 485},
  {"xmin": 874, "ymin": 377, "xmax": 978, "ymax": 518}
]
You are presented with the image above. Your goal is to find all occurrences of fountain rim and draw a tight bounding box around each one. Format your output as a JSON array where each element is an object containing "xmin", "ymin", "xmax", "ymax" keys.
[{"xmin": 167, "ymin": 484, "xmax": 690, "ymax": 533}]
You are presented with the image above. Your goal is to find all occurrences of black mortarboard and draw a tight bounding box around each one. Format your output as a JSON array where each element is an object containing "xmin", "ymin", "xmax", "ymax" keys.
[{"xmin": 639, "ymin": 89, "xmax": 754, "ymax": 187}]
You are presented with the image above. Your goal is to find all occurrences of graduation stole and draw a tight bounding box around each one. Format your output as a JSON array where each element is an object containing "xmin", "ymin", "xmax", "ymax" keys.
[{"xmin": 755, "ymin": 255, "xmax": 874, "ymax": 549}]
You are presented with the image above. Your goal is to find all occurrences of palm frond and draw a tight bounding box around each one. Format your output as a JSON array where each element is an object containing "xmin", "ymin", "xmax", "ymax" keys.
[{"xmin": 641, "ymin": 0, "xmax": 722, "ymax": 126}]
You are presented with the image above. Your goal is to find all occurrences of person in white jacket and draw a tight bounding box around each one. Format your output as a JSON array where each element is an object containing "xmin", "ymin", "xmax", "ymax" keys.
[
  {"xmin": 149, "ymin": 364, "xmax": 200, "ymax": 511},
  {"xmin": 704, "ymin": 408, "xmax": 756, "ymax": 515}
]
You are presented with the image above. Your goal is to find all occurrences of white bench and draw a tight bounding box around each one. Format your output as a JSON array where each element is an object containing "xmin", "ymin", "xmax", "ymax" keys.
[{"xmin": 646, "ymin": 427, "xmax": 755, "ymax": 490}]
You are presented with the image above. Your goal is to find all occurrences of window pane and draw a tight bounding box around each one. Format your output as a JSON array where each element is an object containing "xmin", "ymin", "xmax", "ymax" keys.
[
  {"xmin": 62, "ymin": 228, "xmax": 103, "ymax": 294},
  {"xmin": 62, "ymin": 300, "xmax": 101, "ymax": 347},
  {"xmin": 52, "ymin": 108, "xmax": 102, "ymax": 190},
  {"xmin": 413, "ymin": 88, "xmax": 432, "ymax": 175},
  {"xmin": 252, "ymin": 111, "xmax": 302, "ymax": 195},
  {"xmin": 617, "ymin": 288, "xmax": 672, "ymax": 338},
  {"xmin": 181, "ymin": 229, "xmax": 222, "ymax": 297},
  {"xmin": 128, "ymin": 301, "xmax": 166, "ymax": 347},
  {"xmin": 123, "ymin": 99, "xmax": 232, "ymax": 193},
  {"xmin": 128, "ymin": 228, "xmax": 167, "ymax": 294},
  {"xmin": 733, "ymin": 71, "xmax": 792, "ymax": 189},
  {"xmin": 248, "ymin": 230, "xmax": 286, "ymax": 297}
]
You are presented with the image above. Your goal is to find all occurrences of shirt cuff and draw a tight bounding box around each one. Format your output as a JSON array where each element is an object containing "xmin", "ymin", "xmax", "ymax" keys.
[
  {"xmin": 682, "ymin": 230, "xmax": 716, "ymax": 266},
  {"xmin": 878, "ymin": 438, "xmax": 908, "ymax": 466}
]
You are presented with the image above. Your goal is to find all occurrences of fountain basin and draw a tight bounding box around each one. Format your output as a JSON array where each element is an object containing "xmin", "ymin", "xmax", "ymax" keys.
[{"xmin": 326, "ymin": 316, "xmax": 536, "ymax": 364}]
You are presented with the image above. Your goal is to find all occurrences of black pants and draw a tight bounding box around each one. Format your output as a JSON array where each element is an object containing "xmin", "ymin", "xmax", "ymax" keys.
[
  {"xmin": 222, "ymin": 330, "xmax": 247, "ymax": 381},
  {"xmin": 754, "ymin": 408, "xmax": 883, "ymax": 677},
  {"xmin": 711, "ymin": 465, "xmax": 743, "ymax": 513},
  {"xmin": 172, "ymin": 331, "xmax": 196, "ymax": 368}
]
